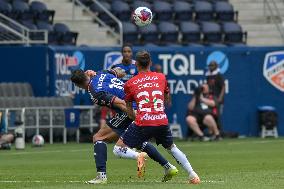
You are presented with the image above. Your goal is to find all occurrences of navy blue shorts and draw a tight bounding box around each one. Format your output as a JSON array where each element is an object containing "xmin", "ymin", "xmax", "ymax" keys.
[
  {"xmin": 121, "ymin": 123, "xmax": 173, "ymax": 149},
  {"xmin": 107, "ymin": 112, "xmax": 133, "ymax": 136}
]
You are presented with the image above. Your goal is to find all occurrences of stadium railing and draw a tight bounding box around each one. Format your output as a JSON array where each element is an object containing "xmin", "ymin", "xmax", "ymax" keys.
[
  {"xmin": 0, "ymin": 13, "xmax": 48, "ymax": 45},
  {"xmin": 71, "ymin": 0, "xmax": 122, "ymax": 46},
  {"xmin": 263, "ymin": 0, "xmax": 284, "ymax": 43},
  {"xmin": 1, "ymin": 106, "xmax": 98, "ymax": 144}
]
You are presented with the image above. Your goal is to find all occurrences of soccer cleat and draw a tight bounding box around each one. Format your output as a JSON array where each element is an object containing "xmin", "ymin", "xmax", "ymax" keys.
[
  {"xmin": 189, "ymin": 171, "xmax": 201, "ymax": 184},
  {"xmin": 86, "ymin": 175, "xmax": 107, "ymax": 184},
  {"xmin": 162, "ymin": 166, "xmax": 179, "ymax": 182},
  {"xmin": 137, "ymin": 152, "xmax": 147, "ymax": 178}
]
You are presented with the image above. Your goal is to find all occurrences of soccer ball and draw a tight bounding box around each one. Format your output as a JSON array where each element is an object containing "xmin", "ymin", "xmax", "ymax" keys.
[
  {"xmin": 32, "ymin": 134, "xmax": 44, "ymax": 147},
  {"xmin": 132, "ymin": 7, "xmax": 153, "ymax": 27}
]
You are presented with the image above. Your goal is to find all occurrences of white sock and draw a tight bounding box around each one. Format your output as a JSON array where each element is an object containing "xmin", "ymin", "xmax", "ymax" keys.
[
  {"xmin": 113, "ymin": 145, "xmax": 139, "ymax": 160},
  {"xmin": 169, "ymin": 145, "xmax": 194, "ymax": 176}
]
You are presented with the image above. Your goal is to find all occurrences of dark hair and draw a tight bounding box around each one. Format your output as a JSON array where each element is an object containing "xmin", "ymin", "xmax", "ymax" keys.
[
  {"xmin": 70, "ymin": 69, "xmax": 88, "ymax": 85},
  {"xmin": 136, "ymin": 50, "xmax": 151, "ymax": 68},
  {"xmin": 121, "ymin": 43, "xmax": 133, "ymax": 52}
]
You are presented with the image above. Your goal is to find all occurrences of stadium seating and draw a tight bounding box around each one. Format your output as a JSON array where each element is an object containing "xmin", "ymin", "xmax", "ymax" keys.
[
  {"xmin": 173, "ymin": 1, "xmax": 193, "ymax": 22},
  {"xmin": 153, "ymin": 1, "xmax": 173, "ymax": 21},
  {"xmin": 139, "ymin": 23, "xmax": 159, "ymax": 44},
  {"xmin": 201, "ymin": 21, "xmax": 222, "ymax": 43},
  {"xmin": 111, "ymin": 0, "xmax": 131, "ymax": 22},
  {"xmin": 0, "ymin": 0, "xmax": 78, "ymax": 45},
  {"xmin": 223, "ymin": 22, "xmax": 246, "ymax": 44},
  {"xmin": 194, "ymin": 1, "xmax": 214, "ymax": 21},
  {"xmin": 86, "ymin": 0, "xmax": 246, "ymax": 46},
  {"xmin": 122, "ymin": 21, "xmax": 139, "ymax": 44},
  {"xmin": 158, "ymin": 21, "xmax": 179, "ymax": 44},
  {"xmin": 180, "ymin": 21, "xmax": 201, "ymax": 44}
]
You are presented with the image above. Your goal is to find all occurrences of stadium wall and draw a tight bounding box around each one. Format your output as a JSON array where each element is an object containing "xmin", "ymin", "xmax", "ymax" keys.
[{"xmin": 0, "ymin": 46, "xmax": 283, "ymax": 137}]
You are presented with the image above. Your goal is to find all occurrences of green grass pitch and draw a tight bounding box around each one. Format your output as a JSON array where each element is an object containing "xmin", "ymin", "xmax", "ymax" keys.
[{"xmin": 1, "ymin": 138, "xmax": 284, "ymax": 189}]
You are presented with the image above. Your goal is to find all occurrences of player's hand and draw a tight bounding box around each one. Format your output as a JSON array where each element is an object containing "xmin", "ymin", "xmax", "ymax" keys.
[
  {"xmin": 112, "ymin": 67, "xmax": 126, "ymax": 78},
  {"xmin": 85, "ymin": 70, "xmax": 96, "ymax": 77}
]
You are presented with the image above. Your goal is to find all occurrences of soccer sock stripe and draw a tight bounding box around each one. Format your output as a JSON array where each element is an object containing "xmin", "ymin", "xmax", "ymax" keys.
[{"xmin": 94, "ymin": 141, "xmax": 107, "ymax": 173}]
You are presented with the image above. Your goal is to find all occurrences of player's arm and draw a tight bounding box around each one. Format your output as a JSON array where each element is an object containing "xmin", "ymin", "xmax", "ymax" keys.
[
  {"xmin": 112, "ymin": 97, "xmax": 128, "ymax": 112},
  {"xmin": 125, "ymin": 101, "xmax": 135, "ymax": 120},
  {"xmin": 124, "ymin": 81, "xmax": 135, "ymax": 119},
  {"xmin": 92, "ymin": 91, "xmax": 127, "ymax": 112},
  {"xmin": 200, "ymin": 95, "xmax": 216, "ymax": 107}
]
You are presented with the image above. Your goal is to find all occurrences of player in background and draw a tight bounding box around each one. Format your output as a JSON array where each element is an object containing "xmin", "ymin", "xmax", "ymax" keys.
[
  {"xmin": 111, "ymin": 44, "xmax": 137, "ymax": 83},
  {"xmin": 71, "ymin": 68, "xmax": 147, "ymax": 184},
  {"xmin": 121, "ymin": 50, "xmax": 200, "ymax": 184}
]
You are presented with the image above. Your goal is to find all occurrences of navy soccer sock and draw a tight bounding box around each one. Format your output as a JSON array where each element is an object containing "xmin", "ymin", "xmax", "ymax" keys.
[
  {"xmin": 141, "ymin": 142, "xmax": 168, "ymax": 166},
  {"xmin": 94, "ymin": 141, "xmax": 107, "ymax": 172}
]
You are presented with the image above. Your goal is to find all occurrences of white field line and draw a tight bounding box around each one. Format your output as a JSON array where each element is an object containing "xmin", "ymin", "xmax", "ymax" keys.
[
  {"xmin": 0, "ymin": 149, "xmax": 89, "ymax": 155},
  {"xmin": 0, "ymin": 180, "xmax": 224, "ymax": 184},
  {"xmin": 181, "ymin": 139, "xmax": 283, "ymax": 147}
]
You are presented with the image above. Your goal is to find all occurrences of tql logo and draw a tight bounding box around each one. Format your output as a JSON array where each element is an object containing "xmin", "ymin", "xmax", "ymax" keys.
[{"xmin": 263, "ymin": 51, "xmax": 284, "ymax": 92}]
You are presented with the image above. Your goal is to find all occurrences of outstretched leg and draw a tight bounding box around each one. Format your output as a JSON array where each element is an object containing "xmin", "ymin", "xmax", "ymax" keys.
[{"xmin": 167, "ymin": 144, "xmax": 200, "ymax": 184}]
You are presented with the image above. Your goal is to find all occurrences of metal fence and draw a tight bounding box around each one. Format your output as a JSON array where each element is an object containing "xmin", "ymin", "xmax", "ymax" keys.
[{"xmin": 1, "ymin": 106, "xmax": 99, "ymax": 144}]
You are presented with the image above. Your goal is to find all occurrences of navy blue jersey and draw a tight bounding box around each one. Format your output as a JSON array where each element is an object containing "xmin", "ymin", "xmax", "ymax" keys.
[
  {"xmin": 88, "ymin": 70, "xmax": 125, "ymax": 109},
  {"xmin": 111, "ymin": 60, "xmax": 137, "ymax": 83}
]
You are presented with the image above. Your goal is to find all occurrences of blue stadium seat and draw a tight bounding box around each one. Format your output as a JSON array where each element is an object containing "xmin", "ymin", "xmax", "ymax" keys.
[
  {"xmin": 0, "ymin": 1, "xmax": 12, "ymax": 17},
  {"xmin": 12, "ymin": 0, "xmax": 33, "ymax": 21},
  {"xmin": 215, "ymin": 1, "xmax": 235, "ymax": 21},
  {"xmin": 54, "ymin": 23, "xmax": 78, "ymax": 45},
  {"xmin": 158, "ymin": 21, "xmax": 179, "ymax": 44},
  {"xmin": 201, "ymin": 21, "xmax": 222, "ymax": 43},
  {"xmin": 132, "ymin": 1, "xmax": 152, "ymax": 9},
  {"xmin": 223, "ymin": 22, "xmax": 245, "ymax": 44},
  {"xmin": 90, "ymin": 2, "xmax": 115, "ymax": 26},
  {"xmin": 139, "ymin": 23, "xmax": 159, "ymax": 44},
  {"xmin": 122, "ymin": 22, "xmax": 139, "ymax": 44},
  {"xmin": 30, "ymin": 1, "xmax": 55, "ymax": 23},
  {"xmin": 180, "ymin": 21, "xmax": 201, "ymax": 44},
  {"xmin": 173, "ymin": 1, "xmax": 193, "ymax": 22},
  {"xmin": 111, "ymin": 1, "xmax": 131, "ymax": 21},
  {"xmin": 37, "ymin": 21, "xmax": 57, "ymax": 44},
  {"xmin": 194, "ymin": 1, "xmax": 214, "ymax": 21},
  {"xmin": 153, "ymin": 1, "xmax": 173, "ymax": 21}
]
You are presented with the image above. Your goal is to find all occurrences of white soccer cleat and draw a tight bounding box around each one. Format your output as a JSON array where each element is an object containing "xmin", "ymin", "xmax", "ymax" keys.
[
  {"xmin": 189, "ymin": 171, "xmax": 201, "ymax": 184},
  {"xmin": 86, "ymin": 175, "xmax": 107, "ymax": 184}
]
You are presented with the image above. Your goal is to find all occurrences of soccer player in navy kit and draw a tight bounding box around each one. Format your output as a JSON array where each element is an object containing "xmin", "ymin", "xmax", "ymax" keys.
[
  {"xmin": 111, "ymin": 44, "xmax": 138, "ymax": 83},
  {"xmin": 71, "ymin": 68, "xmax": 148, "ymax": 184}
]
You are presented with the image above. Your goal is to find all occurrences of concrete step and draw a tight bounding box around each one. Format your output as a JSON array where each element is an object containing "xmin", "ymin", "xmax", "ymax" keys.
[
  {"xmin": 34, "ymin": 0, "xmax": 118, "ymax": 46},
  {"xmin": 230, "ymin": 0, "xmax": 284, "ymax": 3},
  {"xmin": 247, "ymin": 38, "xmax": 283, "ymax": 46}
]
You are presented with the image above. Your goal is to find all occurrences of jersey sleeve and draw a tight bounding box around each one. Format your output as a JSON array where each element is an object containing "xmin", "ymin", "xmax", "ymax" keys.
[
  {"xmin": 124, "ymin": 82, "xmax": 134, "ymax": 102},
  {"xmin": 91, "ymin": 91, "xmax": 116, "ymax": 108}
]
